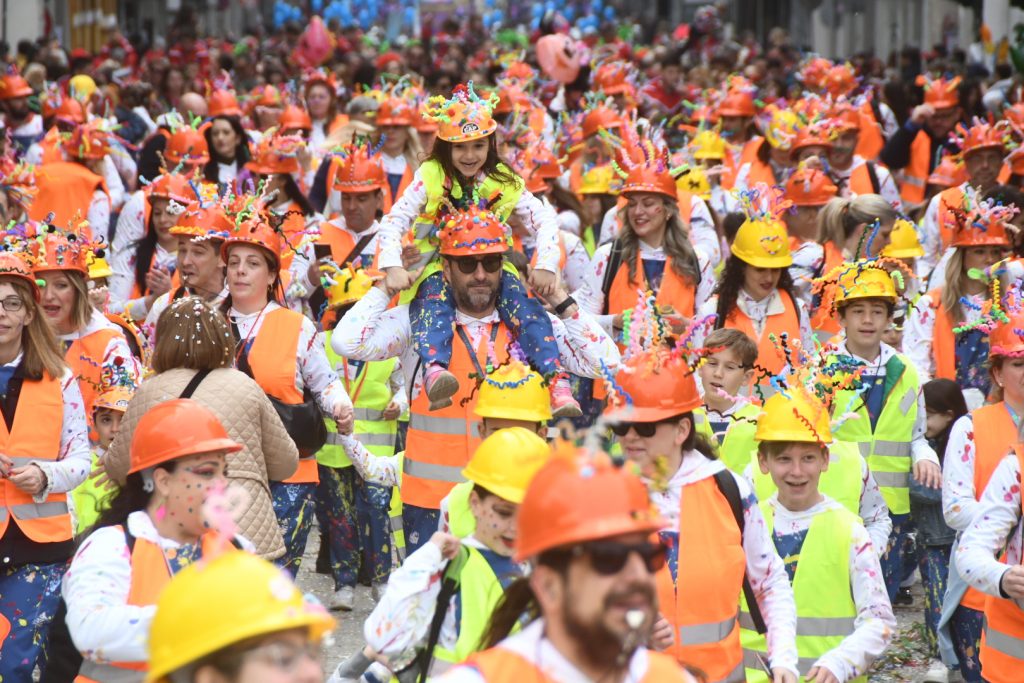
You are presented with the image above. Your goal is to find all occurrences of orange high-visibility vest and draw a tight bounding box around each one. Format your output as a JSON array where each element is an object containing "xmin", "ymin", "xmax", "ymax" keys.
[
  {"xmin": 0, "ymin": 371, "xmax": 70, "ymax": 543},
  {"xmin": 810, "ymin": 242, "xmax": 846, "ymax": 339},
  {"xmin": 846, "ymin": 163, "xmax": 877, "ymax": 197},
  {"xmin": 29, "ymin": 161, "xmax": 108, "ymax": 236},
  {"xmin": 961, "ymin": 403, "xmax": 1018, "ymax": 611},
  {"xmin": 66, "ymin": 327, "xmax": 120, "ymax": 418},
  {"xmin": 74, "ymin": 528, "xmax": 225, "ymax": 683},
  {"xmin": 739, "ymin": 137, "xmax": 763, "ymax": 167},
  {"xmin": 929, "ymin": 288, "xmax": 957, "ymax": 381},
  {"xmin": 463, "ymin": 644, "xmax": 690, "ymax": 682},
  {"xmin": 899, "ymin": 130, "xmax": 932, "ymax": 205},
  {"xmin": 722, "ymin": 289, "xmax": 801, "ymax": 378},
  {"xmin": 246, "ymin": 307, "xmax": 318, "ymax": 484},
  {"xmin": 607, "ymin": 256, "xmax": 697, "ymax": 322},
  {"xmin": 979, "ymin": 445, "xmax": 1024, "ymax": 682},
  {"xmin": 317, "ymin": 223, "xmax": 379, "ymax": 268},
  {"xmin": 856, "ymin": 102, "xmax": 885, "ymax": 161},
  {"xmin": 743, "ymin": 157, "xmax": 777, "ymax": 188},
  {"xmin": 656, "ymin": 475, "xmax": 745, "ymax": 680},
  {"xmin": 403, "ymin": 323, "xmax": 511, "ymax": 509}
]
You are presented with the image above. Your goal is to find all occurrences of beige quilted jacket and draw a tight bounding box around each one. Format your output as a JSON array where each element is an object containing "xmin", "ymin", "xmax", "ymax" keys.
[{"xmin": 102, "ymin": 367, "xmax": 299, "ymax": 560}]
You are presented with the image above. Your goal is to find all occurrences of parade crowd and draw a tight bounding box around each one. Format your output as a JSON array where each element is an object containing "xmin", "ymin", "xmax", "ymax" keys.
[{"xmin": 5, "ymin": 3, "xmax": 1024, "ymax": 683}]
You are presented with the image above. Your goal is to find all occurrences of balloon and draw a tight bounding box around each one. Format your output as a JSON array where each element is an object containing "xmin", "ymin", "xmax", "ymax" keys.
[
  {"xmin": 603, "ymin": 6, "xmax": 615, "ymax": 19},
  {"xmin": 312, "ymin": 0, "xmax": 323, "ymax": 11},
  {"xmin": 404, "ymin": 7, "xmax": 415, "ymax": 25},
  {"xmin": 293, "ymin": 15, "xmax": 333, "ymax": 68}
]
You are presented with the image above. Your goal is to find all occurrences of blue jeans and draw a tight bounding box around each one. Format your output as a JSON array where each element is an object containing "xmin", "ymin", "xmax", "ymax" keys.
[
  {"xmin": 271, "ymin": 481, "xmax": 317, "ymax": 577},
  {"xmin": 0, "ymin": 561, "xmax": 66, "ymax": 683},
  {"xmin": 919, "ymin": 544, "xmax": 951, "ymax": 658},
  {"xmin": 410, "ymin": 269, "xmax": 561, "ymax": 378},
  {"xmin": 402, "ymin": 504, "xmax": 441, "ymax": 556}
]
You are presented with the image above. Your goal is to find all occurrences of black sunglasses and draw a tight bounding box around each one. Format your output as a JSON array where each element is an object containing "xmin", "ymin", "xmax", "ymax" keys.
[
  {"xmin": 574, "ymin": 540, "xmax": 667, "ymax": 575},
  {"xmin": 449, "ymin": 254, "xmax": 503, "ymax": 274},
  {"xmin": 609, "ymin": 414, "xmax": 686, "ymax": 437}
]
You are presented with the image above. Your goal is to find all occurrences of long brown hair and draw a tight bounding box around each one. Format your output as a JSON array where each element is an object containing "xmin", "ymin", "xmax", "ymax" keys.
[
  {"xmin": 1, "ymin": 277, "xmax": 67, "ymax": 380},
  {"xmin": 427, "ymin": 135, "xmax": 517, "ymax": 188},
  {"xmin": 619, "ymin": 197, "xmax": 701, "ymax": 285}
]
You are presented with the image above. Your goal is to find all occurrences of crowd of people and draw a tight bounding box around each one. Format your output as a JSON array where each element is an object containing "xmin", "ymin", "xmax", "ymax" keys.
[{"xmin": 4, "ymin": 2, "xmax": 1024, "ymax": 683}]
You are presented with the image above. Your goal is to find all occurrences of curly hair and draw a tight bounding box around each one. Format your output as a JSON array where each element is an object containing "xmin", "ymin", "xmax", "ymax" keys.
[{"xmin": 713, "ymin": 254, "xmax": 799, "ymax": 330}]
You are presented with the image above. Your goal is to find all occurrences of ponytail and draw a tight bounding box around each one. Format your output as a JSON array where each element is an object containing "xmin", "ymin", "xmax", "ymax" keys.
[
  {"xmin": 817, "ymin": 194, "xmax": 897, "ymax": 251},
  {"xmin": 478, "ymin": 577, "xmax": 541, "ymax": 649}
]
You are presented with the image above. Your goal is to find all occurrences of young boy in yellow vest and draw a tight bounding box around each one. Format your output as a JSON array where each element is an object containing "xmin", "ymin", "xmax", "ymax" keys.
[
  {"xmin": 70, "ymin": 384, "xmax": 133, "ymax": 535},
  {"xmin": 331, "ymin": 428, "xmax": 551, "ymax": 683},
  {"xmin": 826, "ymin": 260, "xmax": 941, "ymax": 602},
  {"xmin": 316, "ymin": 264, "xmax": 407, "ymax": 612},
  {"xmin": 740, "ymin": 386, "xmax": 895, "ymax": 682},
  {"xmin": 698, "ymin": 328, "xmax": 760, "ymax": 473}
]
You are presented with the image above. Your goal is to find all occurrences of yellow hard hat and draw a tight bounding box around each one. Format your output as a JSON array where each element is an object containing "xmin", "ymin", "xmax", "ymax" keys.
[
  {"xmin": 676, "ymin": 166, "xmax": 711, "ymax": 200},
  {"xmin": 690, "ymin": 129, "xmax": 726, "ymax": 160},
  {"xmin": 86, "ymin": 252, "xmax": 112, "ymax": 280},
  {"xmin": 832, "ymin": 261, "xmax": 897, "ymax": 305},
  {"xmin": 730, "ymin": 218, "xmax": 793, "ymax": 268},
  {"xmin": 322, "ymin": 263, "xmax": 381, "ymax": 308},
  {"xmin": 765, "ymin": 108, "xmax": 800, "ymax": 150},
  {"xmin": 882, "ymin": 218, "xmax": 925, "ymax": 259},
  {"xmin": 755, "ymin": 387, "xmax": 833, "ymax": 444},
  {"xmin": 578, "ymin": 164, "xmax": 621, "ymax": 195},
  {"xmin": 461, "ymin": 427, "xmax": 551, "ymax": 503},
  {"xmin": 69, "ymin": 74, "xmax": 97, "ymax": 101},
  {"xmin": 474, "ymin": 360, "xmax": 552, "ymax": 422},
  {"xmin": 146, "ymin": 551, "xmax": 335, "ymax": 683}
]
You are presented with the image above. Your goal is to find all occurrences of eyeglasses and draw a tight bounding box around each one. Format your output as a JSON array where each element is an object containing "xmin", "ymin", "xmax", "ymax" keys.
[
  {"xmin": 240, "ymin": 639, "xmax": 323, "ymax": 672},
  {"xmin": 574, "ymin": 540, "xmax": 667, "ymax": 575},
  {"xmin": 449, "ymin": 255, "xmax": 503, "ymax": 274},
  {"xmin": 0, "ymin": 297, "xmax": 24, "ymax": 312}
]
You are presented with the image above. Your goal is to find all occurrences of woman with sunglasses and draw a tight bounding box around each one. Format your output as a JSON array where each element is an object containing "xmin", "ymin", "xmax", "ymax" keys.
[
  {"xmin": 344, "ymin": 428, "xmax": 550, "ymax": 682},
  {"xmin": 0, "ymin": 252, "xmax": 90, "ymax": 683},
  {"xmin": 221, "ymin": 213, "xmax": 352, "ymax": 576},
  {"xmin": 603, "ymin": 348, "xmax": 799, "ymax": 683}
]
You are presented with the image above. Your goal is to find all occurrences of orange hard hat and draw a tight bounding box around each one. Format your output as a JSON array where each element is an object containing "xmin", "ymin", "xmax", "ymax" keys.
[
  {"xmin": 790, "ymin": 121, "xmax": 834, "ymax": 158},
  {"xmin": 581, "ymin": 105, "xmax": 621, "ymax": 139},
  {"xmin": 423, "ymin": 83, "xmax": 498, "ymax": 143},
  {"xmin": 515, "ymin": 446, "xmax": 664, "ymax": 561},
  {"xmin": 493, "ymin": 85, "xmax": 531, "ymax": 115},
  {"xmin": 592, "ymin": 61, "xmax": 634, "ymax": 97},
  {"xmin": 32, "ymin": 232, "xmax": 89, "ymax": 274},
  {"xmin": 208, "ymin": 89, "xmax": 241, "ymax": 118},
  {"xmin": 278, "ymin": 104, "xmax": 312, "ymax": 133},
  {"xmin": 376, "ymin": 97, "xmax": 416, "ymax": 127},
  {"xmin": 620, "ymin": 163, "xmax": 677, "ymax": 202},
  {"xmin": 63, "ymin": 121, "xmax": 114, "ymax": 160},
  {"xmin": 245, "ymin": 131, "xmax": 302, "ymax": 175},
  {"xmin": 249, "ymin": 84, "xmax": 283, "ymax": 110},
  {"xmin": 1005, "ymin": 103, "xmax": 1024, "ymax": 130},
  {"xmin": 146, "ymin": 173, "xmax": 194, "ymax": 206},
  {"xmin": 128, "ymin": 399, "xmax": 241, "ymax": 474},
  {"xmin": 949, "ymin": 198, "xmax": 1013, "ymax": 248},
  {"xmin": 824, "ymin": 64, "xmax": 858, "ymax": 97},
  {"xmin": 989, "ymin": 310, "xmax": 1024, "ymax": 357},
  {"xmin": 170, "ymin": 201, "xmax": 233, "ymax": 241},
  {"xmin": 503, "ymin": 61, "xmax": 536, "ymax": 83},
  {"xmin": 329, "ymin": 144, "xmax": 387, "ymax": 194},
  {"xmin": 164, "ymin": 127, "xmax": 211, "ymax": 166},
  {"xmin": 43, "ymin": 96, "xmax": 86, "ymax": 125},
  {"xmin": 830, "ymin": 101, "xmax": 862, "ymax": 131},
  {"xmin": 0, "ymin": 252, "xmax": 40, "ymax": 300},
  {"xmin": 605, "ymin": 349, "xmax": 703, "ymax": 423},
  {"xmin": 799, "ymin": 57, "xmax": 833, "ymax": 91},
  {"xmin": 785, "ymin": 167, "xmax": 838, "ymax": 206},
  {"xmin": 958, "ymin": 120, "xmax": 1010, "ymax": 157},
  {"xmin": 438, "ymin": 204, "xmax": 508, "ymax": 257},
  {"xmin": 718, "ymin": 90, "xmax": 756, "ymax": 118},
  {"xmin": 917, "ymin": 74, "xmax": 961, "ymax": 110},
  {"xmin": 522, "ymin": 147, "xmax": 562, "ymax": 194},
  {"xmin": 928, "ymin": 155, "xmax": 967, "ymax": 188},
  {"xmin": 0, "ymin": 74, "xmax": 33, "ymax": 100},
  {"xmin": 221, "ymin": 214, "xmax": 283, "ymax": 267}
]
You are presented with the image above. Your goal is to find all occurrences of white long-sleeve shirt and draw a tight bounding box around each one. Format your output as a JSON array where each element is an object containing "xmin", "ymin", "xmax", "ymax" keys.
[
  {"xmin": 903, "ymin": 290, "xmax": 986, "ymax": 392},
  {"xmin": 331, "ymin": 286, "xmax": 620, "ymax": 397},
  {"xmin": 513, "ymin": 229, "xmax": 590, "ymax": 293},
  {"xmin": 575, "ymin": 240, "xmax": 716, "ymax": 338},
  {"xmin": 762, "ymin": 495, "xmax": 895, "ymax": 681},
  {"xmin": 832, "ymin": 339, "xmax": 939, "ymax": 468},
  {"xmin": 942, "ymin": 410, "xmax": 1019, "ymax": 531},
  {"xmin": 595, "ymin": 195, "xmax": 720, "ymax": 269},
  {"xmin": 230, "ymin": 302, "xmax": 352, "ymax": 416},
  {"xmin": 376, "ymin": 167, "xmax": 562, "ymax": 273},
  {"xmin": 62, "ymin": 510, "xmax": 252, "ymax": 664},
  {"xmin": 957, "ymin": 453, "xmax": 1024, "ymax": 597},
  {"xmin": 650, "ymin": 451, "xmax": 799, "ymax": 677},
  {"xmin": 438, "ymin": 619, "xmax": 697, "ymax": 683}
]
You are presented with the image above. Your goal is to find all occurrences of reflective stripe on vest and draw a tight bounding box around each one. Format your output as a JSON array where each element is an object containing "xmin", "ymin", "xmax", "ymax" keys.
[
  {"xmin": 10, "ymin": 501, "xmax": 70, "ymax": 519},
  {"xmin": 403, "ymin": 458, "xmax": 466, "ymax": 484},
  {"xmin": 985, "ymin": 624, "xmax": 1024, "ymax": 659},
  {"xmin": 464, "ymin": 645, "xmax": 691, "ymax": 682},
  {"xmin": 832, "ymin": 352, "xmax": 919, "ymax": 514},
  {"xmin": 680, "ymin": 614, "xmax": 737, "ymax": 645},
  {"xmin": 410, "ymin": 412, "xmax": 474, "ymax": 436},
  {"xmin": 741, "ymin": 504, "xmax": 861, "ymax": 683},
  {"xmin": 353, "ymin": 407, "xmax": 385, "ymax": 421}
]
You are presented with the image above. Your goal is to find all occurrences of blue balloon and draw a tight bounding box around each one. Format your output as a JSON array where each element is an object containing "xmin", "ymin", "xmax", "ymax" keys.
[
  {"xmin": 404, "ymin": 7, "xmax": 415, "ymax": 25},
  {"xmin": 563, "ymin": 7, "xmax": 575, "ymax": 21},
  {"xmin": 532, "ymin": 4, "xmax": 543, "ymax": 17},
  {"xmin": 312, "ymin": 0, "xmax": 322, "ymax": 11},
  {"xmin": 603, "ymin": 6, "xmax": 615, "ymax": 19},
  {"xmin": 357, "ymin": 7, "xmax": 370, "ymax": 29},
  {"xmin": 485, "ymin": 0, "xmax": 495, "ymax": 6}
]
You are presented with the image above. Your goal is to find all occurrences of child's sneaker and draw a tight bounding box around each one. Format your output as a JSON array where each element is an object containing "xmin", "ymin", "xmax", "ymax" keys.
[
  {"xmin": 551, "ymin": 377, "xmax": 582, "ymax": 419},
  {"xmin": 425, "ymin": 363, "xmax": 459, "ymax": 410}
]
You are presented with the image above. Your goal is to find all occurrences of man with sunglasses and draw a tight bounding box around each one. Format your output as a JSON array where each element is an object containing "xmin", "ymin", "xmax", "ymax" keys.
[
  {"xmin": 440, "ymin": 444, "xmax": 694, "ymax": 682},
  {"xmin": 604, "ymin": 348, "xmax": 799, "ymax": 683},
  {"xmin": 332, "ymin": 204, "xmax": 618, "ymax": 556}
]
